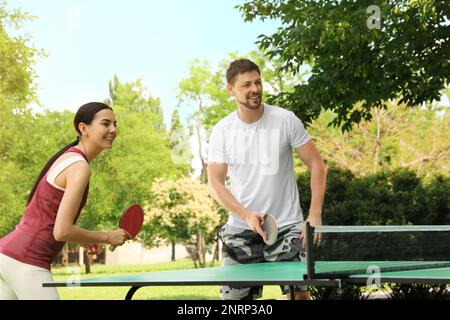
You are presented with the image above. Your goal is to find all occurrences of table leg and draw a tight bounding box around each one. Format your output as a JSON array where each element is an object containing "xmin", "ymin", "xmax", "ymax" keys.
[
  {"xmin": 125, "ymin": 286, "xmax": 142, "ymax": 300},
  {"xmin": 289, "ymin": 286, "xmax": 295, "ymax": 300}
]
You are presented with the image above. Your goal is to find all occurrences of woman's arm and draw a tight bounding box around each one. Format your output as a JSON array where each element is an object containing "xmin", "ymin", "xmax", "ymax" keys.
[{"xmin": 53, "ymin": 161, "xmax": 128, "ymax": 246}]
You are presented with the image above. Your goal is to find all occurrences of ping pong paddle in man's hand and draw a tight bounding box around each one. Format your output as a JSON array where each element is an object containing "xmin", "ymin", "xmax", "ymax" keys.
[
  {"xmin": 110, "ymin": 204, "xmax": 144, "ymax": 251},
  {"xmin": 262, "ymin": 214, "xmax": 278, "ymax": 245}
]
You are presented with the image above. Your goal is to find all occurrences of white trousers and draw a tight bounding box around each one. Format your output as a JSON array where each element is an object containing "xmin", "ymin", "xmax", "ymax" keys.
[{"xmin": 0, "ymin": 253, "xmax": 59, "ymax": 300}]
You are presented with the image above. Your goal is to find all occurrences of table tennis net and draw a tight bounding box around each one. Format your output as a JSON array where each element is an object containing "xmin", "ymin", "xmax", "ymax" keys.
[{"xmin": 307, "ymin": 225, "xmax": 450, "ymax": 277}]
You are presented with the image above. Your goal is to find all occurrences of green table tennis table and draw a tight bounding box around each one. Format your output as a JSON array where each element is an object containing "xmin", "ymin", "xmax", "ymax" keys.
[
  {"xmin": 43, "ymin": 224, "xmax": 450, "ymax": 300},
  {"xmin": 43, "ymin": 260, "xmax": 450, "ymax": 300}
]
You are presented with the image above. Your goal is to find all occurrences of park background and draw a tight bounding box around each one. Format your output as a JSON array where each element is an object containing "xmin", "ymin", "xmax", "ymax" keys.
[{"xmin": 0, "ymin": 0, "xmax": 449, "ymax": 299}]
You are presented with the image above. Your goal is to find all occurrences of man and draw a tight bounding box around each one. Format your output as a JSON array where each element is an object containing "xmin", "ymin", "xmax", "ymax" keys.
[{"xmin": 207, "ymin": 59, "xmax": 327, "ymax": 300}]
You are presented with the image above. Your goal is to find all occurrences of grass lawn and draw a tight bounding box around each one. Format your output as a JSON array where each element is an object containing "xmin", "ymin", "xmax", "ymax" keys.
[{"xmin": 51, "ymin": 259, "xmax": 283, "ymax": 300}]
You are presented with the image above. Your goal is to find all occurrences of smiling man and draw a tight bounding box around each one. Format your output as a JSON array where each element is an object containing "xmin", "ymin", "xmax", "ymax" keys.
[{"xmin": 207, "ymin": 59, "xmax": 327, "ymax": 300}]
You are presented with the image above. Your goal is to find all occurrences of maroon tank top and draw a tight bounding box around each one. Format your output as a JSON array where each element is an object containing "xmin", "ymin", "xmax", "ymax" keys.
[{"xmin": 0, "ymin": 147, "xmax": 89, "ymax": 270}]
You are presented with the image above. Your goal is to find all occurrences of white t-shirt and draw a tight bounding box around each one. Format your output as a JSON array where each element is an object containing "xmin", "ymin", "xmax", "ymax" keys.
[{"xmin": 207, "ymin": 104, "xmax": 311, "ymax": 229}]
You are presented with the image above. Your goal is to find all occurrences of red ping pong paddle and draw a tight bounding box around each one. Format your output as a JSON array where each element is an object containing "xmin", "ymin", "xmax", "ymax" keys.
[{"xmin": 110, "ymin": 204, "xmax": 144, "ymax": 251}]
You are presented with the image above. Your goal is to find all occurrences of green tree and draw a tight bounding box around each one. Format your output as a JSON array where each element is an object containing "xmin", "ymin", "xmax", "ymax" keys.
[
  {"xmin": 144, "ymin": 178, "xmax": 227, "ymax": 268},
  {"xmin": 297, "ymin": 166, "xmax": 449, "ymax": 227},
  {"xmin": 85, "ymin": 76, "xmax": 191, "ymax": 227},
  {"xmin": 0, "ymin": 1, "xmax": 42, "ymax": 105},
  {"xmin": 306, "ymin": 100, "xmax": 449, "ymax": 177},
  {"xmin": 0, "ymin": 2, "xmax": 44, "ymax": 236},
  {"xmin": 177, "ymin": 59, "xmax": 221, "ymax": 182},
  {"xmin": 238, "ymin": 0, "xmax": 450, "ymax": 131},
  {"xmin": 169, "ymin": 107, "xmax": 193, "ymax": 175},
  {"xmin": 105, "ymin": 75, "xmax": 165, "ymax": 132}
]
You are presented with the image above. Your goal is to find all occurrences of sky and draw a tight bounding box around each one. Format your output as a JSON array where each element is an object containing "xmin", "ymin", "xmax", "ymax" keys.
[{"xmin": 6, "ymin": 0, "xmax": 280, "ymax": 124}]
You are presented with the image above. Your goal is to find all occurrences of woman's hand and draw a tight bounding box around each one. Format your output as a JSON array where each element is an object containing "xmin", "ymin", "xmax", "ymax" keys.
[{"xmin": 106, "ymin": 229, "xmax": 131, "ymax": 246}]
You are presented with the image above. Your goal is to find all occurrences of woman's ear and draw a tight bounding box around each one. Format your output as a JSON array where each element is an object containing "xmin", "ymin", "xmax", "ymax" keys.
[{"xmin": 78, "ymin": 122, "xmax": 88, "ymax": 137}]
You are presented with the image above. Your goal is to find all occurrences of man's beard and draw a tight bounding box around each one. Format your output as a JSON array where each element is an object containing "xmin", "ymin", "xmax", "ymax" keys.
[{"xmin": 237, "ymin": 94, "xmax": 262, "ymax": 110}]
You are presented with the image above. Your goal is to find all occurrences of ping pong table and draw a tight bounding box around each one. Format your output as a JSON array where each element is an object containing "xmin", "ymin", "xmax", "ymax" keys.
[
  {"xmin": 42, "ymin": 260, "xmax": 450, "ymax": 300},
  {"xmin": 43, "ymin": 224, "xmax": 450, "ymax": 300}
]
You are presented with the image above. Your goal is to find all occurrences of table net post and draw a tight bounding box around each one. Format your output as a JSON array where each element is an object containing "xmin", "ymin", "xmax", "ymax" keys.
[{"xmin": 305, "ymin": 221, "xmax": 315, "ymax": 279}]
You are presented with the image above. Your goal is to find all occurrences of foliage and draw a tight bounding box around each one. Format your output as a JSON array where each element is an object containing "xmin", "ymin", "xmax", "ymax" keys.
[
  {"xmin": 143, "ymin": 178, "xmax": 227, "ymax": 268},
  {"xmin": 298, "ymin": 166, "xmax": 449, "ymax": 226},
  {"xmin": 176, "ymin": 59, "xmax": 227, "ymax": 181},
  {"xmin": 0, "ymin": 2, "xmax": 44, "ymax": 235},
  {"xmin": 105, "ymin": 75, "xmax": 164, "ymax": 132},
  {"xmin": 388, "ymin": 283, "xmax": 450, "ymax": 300},
  {"xmin": 168, "ymin": 107, "xmax": 193, "ymax": 172},
  {"xmin": 237, "ymin": 0, "xmax": 450, "ymax": 131},
  {"xmin": 305, "ymin": 100, "xmax": 449, "ymax": 177},
  {"xmin": 0, "ymin": 1, "xmax": 43, "ymax": 105}
]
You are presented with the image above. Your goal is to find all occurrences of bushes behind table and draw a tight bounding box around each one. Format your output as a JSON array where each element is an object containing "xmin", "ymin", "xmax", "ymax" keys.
[
  {"xmin": 297, "ymin": 167, "xmax": 449, "ymax": 226},
  {"xmin": 297, "ymin": 167, "xmax": 450, "ymax": 300}
]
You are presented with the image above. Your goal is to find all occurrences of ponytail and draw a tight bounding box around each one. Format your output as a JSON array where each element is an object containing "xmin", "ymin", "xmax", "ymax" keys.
[{"xmin": 26, "ymin": 138, "xmax": 80, "ymax": 205}]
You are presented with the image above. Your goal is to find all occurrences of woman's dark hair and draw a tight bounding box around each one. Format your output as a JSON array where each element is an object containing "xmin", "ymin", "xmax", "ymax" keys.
[{"xmin": 26, "ymin": 102, "xmax": 113, "ymax": 205}]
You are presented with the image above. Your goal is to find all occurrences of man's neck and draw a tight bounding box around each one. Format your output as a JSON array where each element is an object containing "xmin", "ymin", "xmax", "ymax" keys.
[{"xmin": 236, "ymin": 103, "xmax": 264, "ymax": 124}]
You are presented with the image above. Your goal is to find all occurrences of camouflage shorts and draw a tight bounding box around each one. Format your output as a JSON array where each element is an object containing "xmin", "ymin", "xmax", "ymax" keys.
[{"xmin": 219, "ymin": 222, "xmax": 307, "ymax": 300}]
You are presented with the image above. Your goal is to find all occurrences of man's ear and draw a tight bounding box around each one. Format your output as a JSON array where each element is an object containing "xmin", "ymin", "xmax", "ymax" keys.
[{"xmin": 226, "ymin": 83, "xmax": 235, "ymax": 97}]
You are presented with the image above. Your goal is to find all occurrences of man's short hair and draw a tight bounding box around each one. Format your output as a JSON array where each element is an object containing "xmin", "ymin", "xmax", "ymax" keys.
[{"xmin": 226, "ymin": 59, "xmax": 261, "ymax": 85}]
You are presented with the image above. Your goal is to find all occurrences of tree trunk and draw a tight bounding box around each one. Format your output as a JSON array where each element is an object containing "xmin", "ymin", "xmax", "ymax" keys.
[
  {"xmin": 83, "ymin": 249, "xmax": 91, "ymax": 274},
  {"xmin": 63, "ymin": 243, "xmax": 69, "ymax": 268},
  {"xmin": 194, "ymin": 111, "xmax": 208, "ymax": 184},
  {"xmin": 373, "ymin": 108, "xmax": 382, "ymax": 173},
  {"xmin": 210, "ymin": 230, "xmax": 220, "ymax": 267},
  {"xmin": 197, "ymin": 231, "xmax": 206, "ymax": 268},
  {"xmin": 185, "ymin": 244, "xmax": 199, "ymax": 268},
  {"xmin": 171, "ymin": 240, "xmax": 176, "ymax": 261}
]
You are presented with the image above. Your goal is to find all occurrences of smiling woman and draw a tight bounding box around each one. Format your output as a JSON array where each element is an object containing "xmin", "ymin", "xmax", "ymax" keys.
[{"xmin": 0, "ymin": 102, "xmax": 130, "ymax": 300}]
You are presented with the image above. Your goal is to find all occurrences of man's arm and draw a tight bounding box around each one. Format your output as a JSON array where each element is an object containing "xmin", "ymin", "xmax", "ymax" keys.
[
  {"xmin": 295, "ymin": 140, "xmax": 327, "ymax": 244},
  {"xmin": 207, "ymin": 163, "xmax": 267, "ymax": 240}
]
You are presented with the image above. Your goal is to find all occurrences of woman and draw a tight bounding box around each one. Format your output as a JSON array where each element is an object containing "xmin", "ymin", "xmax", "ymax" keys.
[{"xmin": 0, "ymin": 102, "xmax": 130, "ymax": 299}]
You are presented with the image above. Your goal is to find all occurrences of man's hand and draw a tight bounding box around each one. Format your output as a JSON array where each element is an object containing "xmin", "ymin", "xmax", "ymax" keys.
[
  {"xmin": 295, "ymin": 141, "xmax": 326, "ymax": 250},
  {"xmin": 300, "ymin": 213, "xmax": 322, "ymax": 249},
  {"xmin": 244, "ymin": 212, "xmax": 267, "ymax": 242}
]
